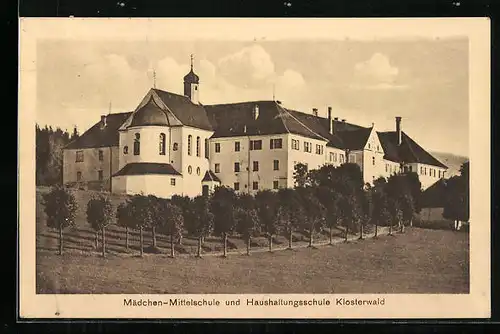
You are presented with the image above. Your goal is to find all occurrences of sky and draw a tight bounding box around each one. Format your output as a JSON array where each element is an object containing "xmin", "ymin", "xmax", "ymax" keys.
[{"xmin": 36, "ymin": 37, "xmax": 469, "ymax": 156}]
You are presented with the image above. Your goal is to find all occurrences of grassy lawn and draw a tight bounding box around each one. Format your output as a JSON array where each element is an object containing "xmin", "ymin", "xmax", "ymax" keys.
[{"xmin": 37, "ymin": 227, "xmax": 469, "ymax": 294}]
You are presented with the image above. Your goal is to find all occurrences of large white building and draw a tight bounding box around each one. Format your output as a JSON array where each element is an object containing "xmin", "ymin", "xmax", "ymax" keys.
[{"xmin": 63, "ymin": 61, "xmax": 448, "ymax": 198}]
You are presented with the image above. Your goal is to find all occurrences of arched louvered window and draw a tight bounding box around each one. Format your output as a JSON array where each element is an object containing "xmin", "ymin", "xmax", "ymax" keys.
[
  {"xmin": 188, "ymin": 135, "xmax": 192, "ymax": 156},
  {"xmin": 133, "ymin": 133, "xmax": 140, "ymax": 155},
  {"xmin": 196, "ymin": 136, "xmax": 200, "ymax": 157},
  {"xmin": 159, "ymin": 133, "xmax": 166, "ymax": 155}
]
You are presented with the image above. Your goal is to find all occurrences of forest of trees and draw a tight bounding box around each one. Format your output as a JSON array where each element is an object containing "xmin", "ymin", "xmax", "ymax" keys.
[{"xmin": 36, "ymin": 124, "xmax": 79, "ymax": 186}]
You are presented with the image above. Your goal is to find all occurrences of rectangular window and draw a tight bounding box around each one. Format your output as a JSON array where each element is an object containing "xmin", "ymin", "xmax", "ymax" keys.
[
  {"xmin": 329, "ymin": 152, "xmax": 333, "ymax": 162},
  {"xmin": 76, "ymin": 171, "xmax": 82, "ymax": 181},
  {"xmin": 304, "ymin": 142, "xmax": 312, "ymax": 153},
  {"xmin": 409, "ymin": 166, "xmax": 412, "ymax": 172},
  {"xmin": 252, "ymin": 181, "xmax": 259, "ymax": 190},
  {"xmin": 385, "ymin": 164, "xmax": 388, "ymax": 172},
  {"xmin": 171, "ymin": 178, "xmax": 176, "ymax": 186},
  {"xmin": 420, "ymin": 166, "xmax": 423, "ymax": 175},
  {"xmin": 350, "ymin": 154, "xmax": 356, "ymax": 164},
  {"xmin": 438, "ymin": 170, "xmax": 441, "ymax": 178},
  {"xmin": 315, "ymin": 144, "xmax": 323, "ymax": 155},
  {"xmin": 235, "ymin": 141, "xmax": 240, "ymax": 152},
  {"xmin": 372, "ymin": 157, "xmax": 375, "ymax": 166},
  {"xmin": 273, "ymin": 181, "xmax": 279, "ymax": 189},
  {"xmin": 76, "ymin": 150, "xmax": 84, "ymax": 162},
  {"xmin": 98, "ymin": 170, "xmax": 103, "ymax": 181},
  {"xmin": 215, "ymin": 163, "xmax": 220, "ymax": 173},
  {"xmin": 215, "ymin": 143, "xmax": 221, "ymax": 153},
  {"xmin": 250, "ymin": 140, "xmax": 262, "ymax": 150},
  {"xmin": 273, "ymin": 160, "xmax": 279, "ymax": 171},
  {"xmin": 340, "ymin": 155, "xmax": 344, "ymax": 163},
  {"xmin": 424, "ymin": 167, "xmax": 427, "ymax": 176},
  {"xmin": 98, "ymin": 149, "xmax": 104, "ymax": 161},
  {"xmin": 234, "ymin": 182, "xmax": 240, "ymax": 191},
  {"xmin": 334, "ymin": 153, "xmax": 337, "ymax": 162},
  {"xmin": 205, "ymin": 139, "xmax": 209, "ymax": 158},
  {"xmin": 291, "ymin": 139, "xmax": 300, "ymax": 150},
  {"xmin": 270, "ymin": 138, "xmax": 283, "ymax": 149},
  {"xmin": 253, "ymin": 161, "xmax": 259, "ymax": 171},
  {"xmin": 234, "ymin": 162, "xmax": 240, "ymax": 172}
]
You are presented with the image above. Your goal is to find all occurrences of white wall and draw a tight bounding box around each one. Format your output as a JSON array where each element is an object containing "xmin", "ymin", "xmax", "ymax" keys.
[
  {"xmin": 119, "ymin": 125, "xmax": 171, "ymax": 168},
  {"xmin": 409, "ymin": 162, "xmax": 446, "ymax": 190},
  {"xmin": 112, "ymin": 174, "xmax": 183, "ymax": 199},
  {"xmin": 287, "ymin": 134, "xmax": 329, "ymax": 188}
]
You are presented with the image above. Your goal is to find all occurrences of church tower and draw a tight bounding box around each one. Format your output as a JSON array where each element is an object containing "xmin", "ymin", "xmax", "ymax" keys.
[{"xmin": 183, "ymin": 54, "xmax": 200, "ymax": 104}]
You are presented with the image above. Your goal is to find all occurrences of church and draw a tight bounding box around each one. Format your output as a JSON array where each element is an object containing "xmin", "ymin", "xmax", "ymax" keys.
[{"xmin": 62, "ymin": 57, "xmax": 448, "ymax": 198}]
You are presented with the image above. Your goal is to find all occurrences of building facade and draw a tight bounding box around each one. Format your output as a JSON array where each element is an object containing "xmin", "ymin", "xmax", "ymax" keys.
[{"xmin": 62, "ymin": 62, "xmax": 448, "ymax": 197}]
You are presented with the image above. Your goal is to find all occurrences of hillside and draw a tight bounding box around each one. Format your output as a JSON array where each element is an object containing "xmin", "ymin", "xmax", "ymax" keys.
[{"xmin": 430, "ymin": 151, "xmax": 469, "ymax": 178}]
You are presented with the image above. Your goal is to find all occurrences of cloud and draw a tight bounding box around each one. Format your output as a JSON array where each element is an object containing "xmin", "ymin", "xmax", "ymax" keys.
[
  {"xmin": 349, "ymin": 83, "xmax": 409, "ymax": 91},
  {"xmin": 217, "ymin": 44, "xmax": 276, "ymax": 88},
  {"xmin": 354, "ymin": 53, "xmax": 399, "ymax": 84}
]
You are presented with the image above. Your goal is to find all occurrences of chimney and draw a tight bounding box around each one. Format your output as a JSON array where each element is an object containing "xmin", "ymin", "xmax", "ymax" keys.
[
  {"xmin": 341, "ymin": 119, "xmax": 346, "ymax": 123},
  {"xmin": 253, "ymin": 104, "xmax": 260, "ymax": 120},
  {"xmin": 334, "ymin": 117, "xmax": 339, "ymax": 121},
  {"xmin": 396, "ymin": 116, "xmax": 402, "ymax": 145},
  {"xmin": 100, "ymin": 115, "xmax": 107, "ymax": 128},
  {"xmin": 243, "ymin": 125, "xmax": 247, "ymax": 133},
  {"xmin": 276, "ymin": 100, "xmax": 282, "ymax": 105},
  {"xmin": 312, "ymin": 108, "xmax": 318, "ymax": 116},
  {"xmin": 327, "ymin": 106, "xmax": 333, "ymax": 134}
]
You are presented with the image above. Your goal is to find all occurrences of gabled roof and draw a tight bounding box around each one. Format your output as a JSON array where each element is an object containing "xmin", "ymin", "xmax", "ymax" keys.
[
  {"xmin": 129, "ymin": 96, "xmax": 169, "ymax": 127},
  {"xmin": 65, "ymin": 112, "xmax": 132, "ymax": 149},
  {"xmin": 113, "ymin": 162, "xmax": 181, "ymax": 177},
  {"xmin": 421, "ymin": 178, "xmax": 448, "ymax": 208},
  {"xmin": 153, "ymin": 89, "xmax": 213, "ymax": 131},
  {"xmin": 202, "ymin": 170, "xmax": 221, "ymax": 183},
  {"xmin": 337, "ymin": 127, "xmax": 372, "ymax": 150},
  {"xmin": 377, "ymin": 131, "xmax": 448, "ymax": 169}
]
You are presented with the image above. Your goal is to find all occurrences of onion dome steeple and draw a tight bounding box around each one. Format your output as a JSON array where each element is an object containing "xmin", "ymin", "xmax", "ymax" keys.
[{"xmin": 183, "ymin": 54, "xmax": 200, "ymax": 104}]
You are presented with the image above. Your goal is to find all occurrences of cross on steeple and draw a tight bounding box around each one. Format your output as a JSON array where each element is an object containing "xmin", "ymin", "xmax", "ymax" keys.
[
  {"xmin": 190, "ymin": 54, "xmax": 194, "ymax": 70},
  {"xmin": 152, "ymin": 68, "xmax": 157, "ymax": 88}
]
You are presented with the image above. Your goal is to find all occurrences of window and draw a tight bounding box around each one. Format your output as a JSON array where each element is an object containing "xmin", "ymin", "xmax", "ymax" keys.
[
  {"xmin": 159, "ymin": 133, "xmax": 166, "ymax": 155},
  {"xmin": 202, "ymin": 185, "xmax": 209, "ymax": 196},
  {"xmin": 273, "ymin": 181, "xmax": 279, "ymax": 189},
  {"xmin": 171, "ymin": 178, "xmax": 176, "ymax": 186},
  {"xmin": 385, "ymin": 164, "xmax": 388, "ymax": 172},
  {"xmin": 196, "ymin": 136, "xmax": 200, "ymax": 157},
  {"xmin": 438, "ymin": 170, "xmax": 441, "ymax": 178},
  {"xmin": 234, "ymin": 182, "xmax": 240, "ymax": 191},
  {"xmin": 377, "ymin": 145, "xmax": 380, "ymax": 151},
  {"xmin": 291, "ymin": 139, "xmax": 300, "ymax": 150},
  {"xmin": 188, "ymin": 165, "xmax": 192, "ymax": 174},
  {"xmin": 250, "ymin": 140, "xmax": 262, "ymax": 150},
  {"xmin": 329, "ymin": 152, "xmax": 334, "ymax": 162},
  {"xmin": 173, "ymin": 143, "xmax": 179, "ymax": 151},
  {"xmin": 205, "ymin": 139, "xmax": 209, "ymax": 158},
  {"xmin": 424, "ymin": 167, "xmax": 427, "ymax": 176},
  {"xmin": 253, "ymin": 161, "xmax": 259, "ymax": 171},
  {"xmin": 270, "ymin": 138, "xmax": 283, "ymax": 149},
  {"xmin": 340, "ymin": 155, "xmax": 345, "ymax": 164},
  {"xmin": 133, "ymin": 133, "xmax": 140, "ymax": 155},
  {"xmin": 334, "ymin": 153, "xmax": 337, "ymax": 162},
  {"xmin": 76, "ymin": 150, "xmax": 84, "ymax": 162},
  {"xmin": 252, "ymin": 181, "xmax": 259, "ymax": 190},
  {"xmin": 188, "ymin": 135, "xmax": 192, "ymax": 156},
  {"xmin": 76, "ymin": 171, "xmax": 82, "ymax": 181},
  {"xmin": 350, "ymin": 154, "xmax": 356, "ymax": 163},
  {"xmin": 273, "ymin": 159, "xmax": 279, "ymax": 171},
  {"xmin": 420, "ymin": 166, "xmax": 424, "ymax": 175},
  {"xmin": 215, "ymin": 143, "xmax": 221, "ymax": 153},
  {"xmin": 196, "ymin": 167, "xmax": 200, "ymax": 175},
  {"xmin": 98, "ymin": 170, "xmax": 103, "ymax": 181},
  {"xmin": 372, "ymin": 157, "xmax": 375, "ymax": 166},
  {"xmin": 315, "ymin": 144, "xmax": 323, "ymax": 155},
  {"xmin": 368, "ymin": 143, "xmax": 371, "ymax": 149},
  {"xmin": 409, "ymin": 166, "xmax": 412, "ymax": 172},
  {"xmin": 215, "ymin": 163, "xmax": 220, "ymax": 173},
  {"xmin": 123, "ymin": 146, "xmax": 128, "ymax": 155},
  {"xmin": 304, "ymin": 142, "xmax": 312, "ymax": 153},
  {"xmin": 235, "ymin": 141, "xmax": 240, "ymax": 152},
  {"xmin": 234, "ymin": 162, "xmax": 240, "ymax": 172},
  {"xmin": 98, "ymin": 149, "xmax": 104, "ymax": 161}
]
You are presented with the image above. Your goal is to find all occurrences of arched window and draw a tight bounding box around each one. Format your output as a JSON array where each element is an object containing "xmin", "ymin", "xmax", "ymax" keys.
[
  {"xmin": 188, "ymin": 135, "xmax": 192, "ymax": 156},
  {"xmin": 159, "ymin": 133, "xmax": 166, "ymax": 155},
  {"xmin": 196, "ymin": 136, "xmax": 200, "ymax": 157},
  {"xmin": 133, "ymin": 133, "xmax": 140, "ymax": 155}
]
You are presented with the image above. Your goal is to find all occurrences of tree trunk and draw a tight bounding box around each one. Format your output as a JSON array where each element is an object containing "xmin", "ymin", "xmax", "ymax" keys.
[
  {"xmin": 197, "ymin": 236, "xmax": 202, "ymax": 257},
  {"xmin": 223, "ymin": 233, "xmax": 227, "ymax": 257},
  {"xmin": 344, "ymin": 225, "xmax": 349, "ymax": 242},
  {"xmin": 309, "ymin": 222, "xmax": 314, "ymax": 247},
  {"xmin": 329, "ymin": 227, "xmax": 333, "ymax": 245},
  {"xmin": 201, "ymin": 235, "xmax": 205, "ymax": 244},
  {"xmin": 59, "ymin": 225, "xmax": 63, "ymax": 255},
  {"xmin": 101, "ymin": 226, "xmax": 106, "ymax": 258},
  {"xmin": 409, "ymin": 218, "xmax": 413, "ymax": 227},
  {"xmin": 359, "ymin": 224, "xmax": 364, "ymax": 240},
  {"xmin": 389, "ymin": 222, "xmax": 393, "ymax": 236},
  {"xmin": 139, "ymin": 226, "xmax": 144, "ymax": 257},
  {"xmin": 178, "ymin": 234, "xmax": 183, "ymax": 245},
  {"xmin": 170, "ymin": 233, "xmax": 175, "ymax": 258},
  {"xmin": 289, "ymin": 229, "xmax": 293, "ymax": 249},
  {"xmin": 401, "ymin": 221, "xmax": 405, "ymax": 233},
  {"xmin": 269, "ymin": 234, "xmax": 273, "ymax": 252},
  {"xmin": 125, "ymin": 226, "xmax": 129, "ymax": 250},
  {"xmin": 152, "ymin": 226, "xmax": 157, "ymax": 248},
  {"xmin": 95, "ymin": 230, "xmax": 99, "ymax": 249},
  {"xmin": 247, "ymin": 235, "xmax": 251, "ymax": 256},
  {"xmin": 374, "ymin": 222, "xmax": 378, "ymax": 238}
]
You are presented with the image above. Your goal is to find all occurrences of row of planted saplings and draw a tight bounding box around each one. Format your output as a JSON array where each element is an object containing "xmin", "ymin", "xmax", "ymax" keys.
[{"xmin": 42, "ymin": 182, "xmax": 414, "ymax": 258}]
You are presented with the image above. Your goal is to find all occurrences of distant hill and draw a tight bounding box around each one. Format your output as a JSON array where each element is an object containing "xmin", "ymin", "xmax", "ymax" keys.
[{"xmin": 430, "ymin": 151, "xmax": 469, "ymax": 178}]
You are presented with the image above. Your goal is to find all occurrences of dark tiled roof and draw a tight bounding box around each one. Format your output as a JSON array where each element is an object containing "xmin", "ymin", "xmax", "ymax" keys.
[
  {"xmin": 377, "ymin": 131, "xmax": 448, "ymax": 169},
  {"xmin": 202, "ymin": 170, "xmax": 221, "ymax": 183},
  {"xmin": 129, "ymin": 97, "xmax": 169, "ymax": 127},
  {"xmin": 65, "ymin": 112, "xmax": 132, "ymax": 149},
  {"xmin": 284, "ymin": 109, "xmax": 344, "ymax": 147},
  {"xmin": 421, "ymin": 178, "xmax": 448, "ymax": 208},
  {"xmin": 336, "ymin": 127, "xmax": 372, "ymax": 150},
  {"xmin": 113, "ymin": 162, "xmax": 181, "ymax": 177},
  {"xmin": 153, "ymin": 89, "xmax": 212, "ymax": 131}
]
